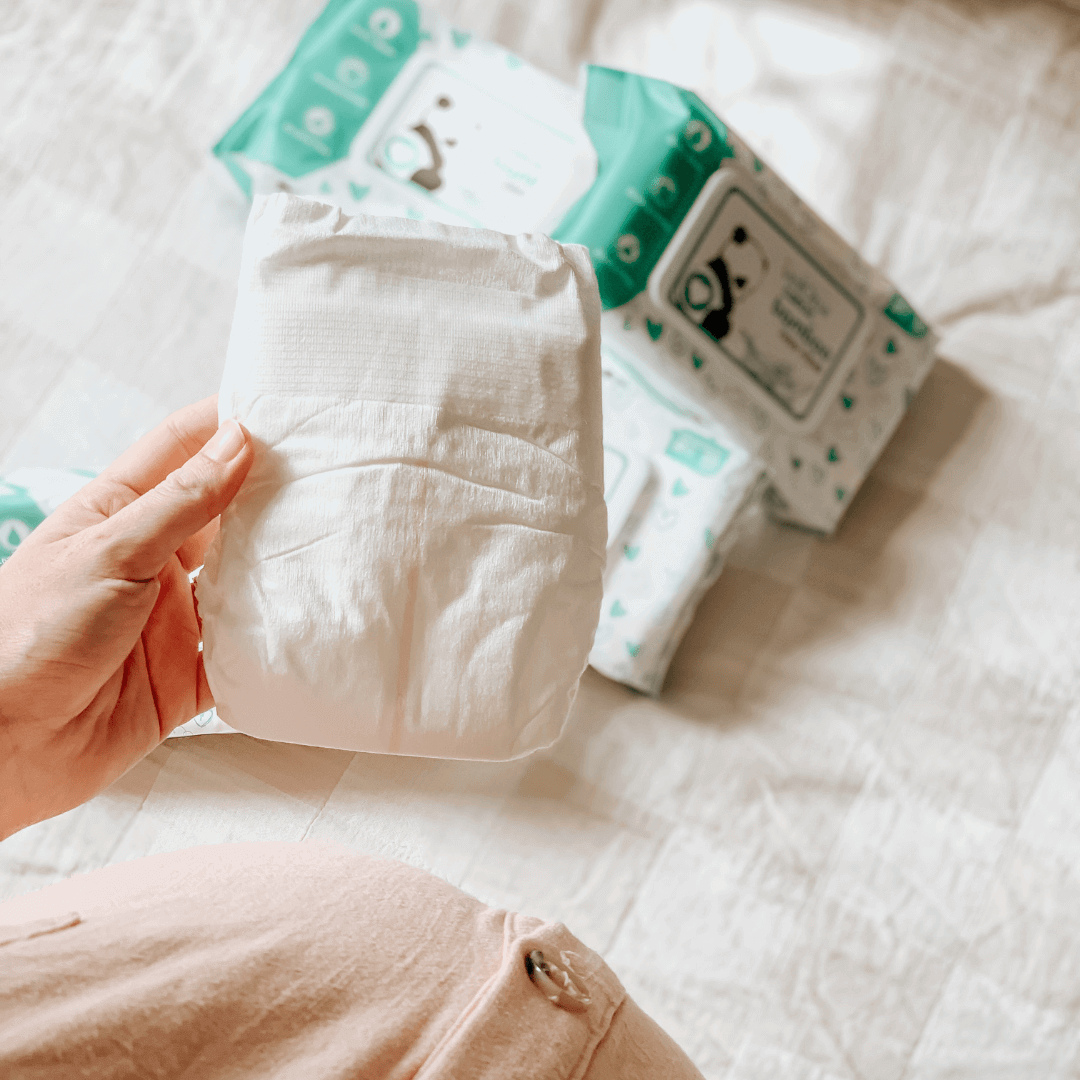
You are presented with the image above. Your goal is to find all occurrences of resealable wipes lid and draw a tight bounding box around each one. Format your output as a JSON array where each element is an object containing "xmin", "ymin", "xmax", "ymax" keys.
[{"xmin": 195, "ymin": 194, "xmax": 606, "ymax": 759}]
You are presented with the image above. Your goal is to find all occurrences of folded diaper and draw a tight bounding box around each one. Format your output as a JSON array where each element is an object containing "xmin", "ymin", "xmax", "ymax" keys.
[
  {"xmin": 195, "ymin": 194, "xmax": 606, "ymax": 759},
  {"xmin": 590, "ymin": 346, "xmax": 761, "ymax": 694}
]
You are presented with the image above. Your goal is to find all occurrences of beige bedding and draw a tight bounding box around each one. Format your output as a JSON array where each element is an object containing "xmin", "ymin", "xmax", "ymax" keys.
[{"xmin": 2, "ymin": 0, "xmax": 1080, "ymax": 1075}]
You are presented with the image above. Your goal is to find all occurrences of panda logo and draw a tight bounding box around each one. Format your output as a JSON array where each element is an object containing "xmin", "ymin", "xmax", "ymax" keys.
[
  {"xmin": 681, "ymin": 225, "xmax": 769, "ymax": 343},
  {"xmin": 378, "ymin": 93, "xmax": 461, "ymax": 192}
]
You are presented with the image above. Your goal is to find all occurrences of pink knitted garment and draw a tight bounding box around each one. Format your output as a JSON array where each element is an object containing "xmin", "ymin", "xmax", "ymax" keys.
[{"xmin": 0, "ymin": 842, "xmax": 702, "ymax": 1079}]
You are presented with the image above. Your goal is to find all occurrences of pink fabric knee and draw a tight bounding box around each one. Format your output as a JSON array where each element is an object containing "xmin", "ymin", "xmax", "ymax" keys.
[{"xmin": 0, "ymin": 841, "xmax": 702, "ymax": 1079}]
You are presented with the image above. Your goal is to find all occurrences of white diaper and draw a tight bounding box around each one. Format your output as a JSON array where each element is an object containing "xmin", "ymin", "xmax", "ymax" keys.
[{"xmin": 196, "ymin": 194, "xmax": 606, "ymax": 759}]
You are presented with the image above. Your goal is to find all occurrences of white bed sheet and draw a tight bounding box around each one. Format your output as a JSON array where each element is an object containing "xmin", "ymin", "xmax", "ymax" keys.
[{"xmin": 3, "ymin": 0, "xmax": 1080, "ymax": 1075}]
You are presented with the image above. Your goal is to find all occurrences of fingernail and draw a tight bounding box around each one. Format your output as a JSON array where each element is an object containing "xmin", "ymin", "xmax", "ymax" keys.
[{"xmin": 203, "ymin": 419, "xmax": 246, "ymax": 463}]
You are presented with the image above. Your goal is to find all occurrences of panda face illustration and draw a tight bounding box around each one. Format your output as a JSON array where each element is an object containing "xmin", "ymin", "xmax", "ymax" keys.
[
  {"xmin": 681, "ymin": 225, "xmax": 770, "ymax": 343},
  {"xmin": 379, "ymin": 93, "xmax": 468, "ymax": 192},
  {"xmin": 720, "ymin": 226, "xmax": 769, "ymax": 300}
]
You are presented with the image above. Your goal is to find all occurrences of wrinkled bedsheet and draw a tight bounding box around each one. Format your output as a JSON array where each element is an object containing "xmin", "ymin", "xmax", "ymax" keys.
[{"xmin": 2, "ymin": 1, "xmax": 1080, "ymax": 1075}]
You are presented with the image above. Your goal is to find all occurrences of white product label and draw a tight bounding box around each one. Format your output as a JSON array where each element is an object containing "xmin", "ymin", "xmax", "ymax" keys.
[
  {"xmin": 666, "ymin": 186, "xmax": 864, "ymax": 421},
  {"xmin": 369, "ymin": 64, "xmax": 584, "ymax": 233}
]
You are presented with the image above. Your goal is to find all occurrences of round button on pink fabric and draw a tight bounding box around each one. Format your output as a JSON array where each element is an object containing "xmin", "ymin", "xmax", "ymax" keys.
[{"xmin": 526, "ymin": 949, "xmax": 591, "ymax": 1013}]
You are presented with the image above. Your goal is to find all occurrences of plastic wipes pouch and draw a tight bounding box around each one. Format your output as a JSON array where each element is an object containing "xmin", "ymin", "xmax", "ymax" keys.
[
  {"xmin": 213, "ymin": 0, "xmax": 596, "ymax": 236},
  {"xmin": 592, "ymin": 348, "xmax": 761, "ymax": 694},
  {"xmin": 0, "ymin": 469, "xmax": 94, "ymax": 565},
  {"xmin": 550, "ymin": 67, "xmax": 938, "ymax": 534}
]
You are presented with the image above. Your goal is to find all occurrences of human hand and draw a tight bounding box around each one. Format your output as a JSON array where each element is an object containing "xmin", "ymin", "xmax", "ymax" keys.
[{"xmin": 0, "ymin": 398, "xmax": 253, "ymax": 839}]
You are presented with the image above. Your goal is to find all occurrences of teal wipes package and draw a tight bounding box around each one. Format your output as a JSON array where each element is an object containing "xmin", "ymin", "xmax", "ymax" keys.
[
  {"xmin": 214, "ymin": 1, "xmax": 936, "ymax": 690},
  {"xmin": 592, "ymin": 348, "xmax": 762, "ymax": 694},
  {"xmin": 0, "ymin": 469, "xmax": 93, "ymax": 565},
  {"xmin": 550, "ymin": 67, "xmax": 936, "ymax": 534},
  {"xmin": 213, "ymin": 0, "xmax": 596, "ymax": 235}
]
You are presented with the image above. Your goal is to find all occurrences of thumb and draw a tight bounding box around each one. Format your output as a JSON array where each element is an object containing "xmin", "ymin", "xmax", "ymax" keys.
[{"xmin": 90, "ymin": 419, "xmax": 254, "ymax": 582}]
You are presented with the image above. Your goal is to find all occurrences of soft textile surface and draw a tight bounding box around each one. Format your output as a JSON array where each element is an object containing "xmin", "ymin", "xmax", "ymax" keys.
[
  {"xmin": 0, "ymin": 842, "xmax": 702, "ymax": 1079},
  {"xmin": 2, "ymin": 0, "xmax": 1080, "ymax": 1076},
  {"xmin": 197, "ymin": 194, "xmax": 605, "ymax": 758}
]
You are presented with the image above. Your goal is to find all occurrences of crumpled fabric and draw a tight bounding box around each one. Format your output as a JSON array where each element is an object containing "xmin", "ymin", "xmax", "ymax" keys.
[{"xmin": 0, "ymin": 841, "xmax": 704, "ymax": 1080}]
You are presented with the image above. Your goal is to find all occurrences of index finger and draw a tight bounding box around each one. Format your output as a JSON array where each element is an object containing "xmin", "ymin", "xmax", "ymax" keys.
[
  {"xmin": 30, "ymin": 396, "xmax": 222, "ymax": 543},
  {"xmin": 99, "ymin": 395, "xmax": 220, "ymax": 498}
]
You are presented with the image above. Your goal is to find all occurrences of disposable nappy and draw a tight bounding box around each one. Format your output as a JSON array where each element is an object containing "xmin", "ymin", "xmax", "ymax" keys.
[
  {"xmin": 591, "ymin": 347, "xmax": 761, "ymax": 694},
  {"xmin": 195, "ymin": 193, "xmax": 606, "ymax": 759}
]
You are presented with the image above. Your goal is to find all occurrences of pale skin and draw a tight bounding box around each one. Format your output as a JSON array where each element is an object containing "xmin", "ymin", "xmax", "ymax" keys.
[{"xmin": 0, "ymin": 397, "xmax": 254, "ymax": 840}]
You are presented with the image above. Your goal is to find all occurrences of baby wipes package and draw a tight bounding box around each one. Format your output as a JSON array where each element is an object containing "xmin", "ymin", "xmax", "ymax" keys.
[
  {"xmin": 550, "ymin": 67, "xmax": 937, "ymax": 533},
  {"xmin": 214, "ymin": 0, "xmax": 935, "ymax": 692},
  {"xmin": 593, "ymin": 348, "xmax": 761, "ymax": 694},
  {"xmin": 214, "ymin": 0, "xmax": 597, "ymax": 236},
  {"xmin": 0, "ymin": 469, "xmax": 93, "ymax": 564}
]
